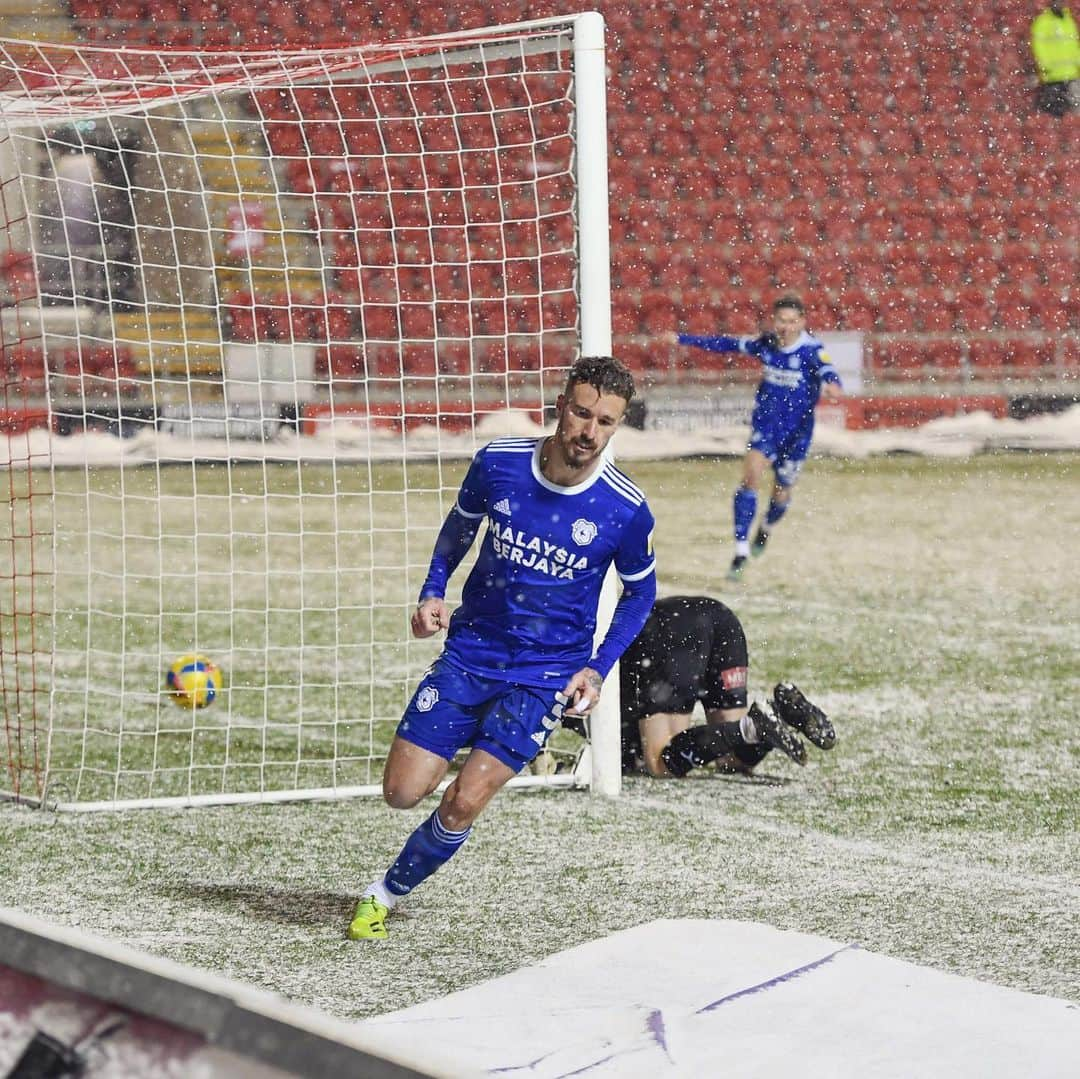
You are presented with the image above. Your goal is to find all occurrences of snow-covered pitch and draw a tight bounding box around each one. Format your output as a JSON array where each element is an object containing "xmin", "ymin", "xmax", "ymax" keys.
[{"xmin": 2, "ymin": 447, "xmax": 1077, "ymax": 1053}]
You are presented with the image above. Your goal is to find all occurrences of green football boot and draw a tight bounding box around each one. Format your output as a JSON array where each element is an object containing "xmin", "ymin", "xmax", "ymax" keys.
[{"xmin": 348, "ymin": 895, "xmax": 389, "ymax": 940}]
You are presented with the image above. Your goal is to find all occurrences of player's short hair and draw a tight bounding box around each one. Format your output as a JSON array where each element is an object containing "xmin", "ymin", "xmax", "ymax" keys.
[
  {"xmin": 564, "ymin": 355, "xmax": 636, "ymax": 403},
  {"xmin": 773, "ymin": 294, "xmax": 806, "ymax": 316}
]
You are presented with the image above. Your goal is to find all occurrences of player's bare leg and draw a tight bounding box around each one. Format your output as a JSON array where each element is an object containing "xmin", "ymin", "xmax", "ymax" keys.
[
  {"xmin": 639, "ymin": 713, "xmax": 694, "ymax": 776},
  {"xmin": 351, "ymin": 746, "xmax": 516, "ymax": 941},
  {"xmin": 381, "ymin": 736, "xmax": 450, "ymax": 808},
  {"xmin": 434, "ymin": 747, "xmax": 517, "ymax": 831}
]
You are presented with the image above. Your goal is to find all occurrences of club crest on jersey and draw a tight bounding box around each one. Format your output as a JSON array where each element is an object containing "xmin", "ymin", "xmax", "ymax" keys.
[
  {"xmin": 416, "ymin": 686, "xmax": 439, "ymax": 712},
  {"xmin": 571, "ymin": 518, "xmax": 598, "ymax": 546}
]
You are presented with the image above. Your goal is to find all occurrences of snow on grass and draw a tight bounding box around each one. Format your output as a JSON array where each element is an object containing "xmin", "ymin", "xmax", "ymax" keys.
[{"xmin": 2, "ymin": 453, "xmax": 1078, "ymax": 1019}]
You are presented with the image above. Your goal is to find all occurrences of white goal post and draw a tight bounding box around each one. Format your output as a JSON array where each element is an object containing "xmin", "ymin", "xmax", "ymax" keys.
[{"xmin": 0, "ymin": 12, "xmax": 622, "ymax": 810}]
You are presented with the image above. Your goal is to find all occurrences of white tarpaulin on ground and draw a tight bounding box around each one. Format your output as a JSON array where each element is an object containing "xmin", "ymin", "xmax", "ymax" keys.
[{"xmin": 359, "ymin": 919, "xmax": 1080, "ymax": 1078}]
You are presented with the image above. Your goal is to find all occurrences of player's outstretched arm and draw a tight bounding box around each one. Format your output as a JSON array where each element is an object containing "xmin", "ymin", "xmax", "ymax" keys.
[
  {"xmin": 670, "ymin": 331, "xmax": 744, "ymax": 353},
  {"xmin": 411, "ymin": 597, "xmax": 449, "ymax": 639}
]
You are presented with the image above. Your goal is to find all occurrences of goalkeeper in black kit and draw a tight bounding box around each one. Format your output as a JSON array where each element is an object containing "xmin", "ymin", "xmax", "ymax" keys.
[{"xmin": 616, "ymin": 595, "xmax": 836, "ymax": 777}]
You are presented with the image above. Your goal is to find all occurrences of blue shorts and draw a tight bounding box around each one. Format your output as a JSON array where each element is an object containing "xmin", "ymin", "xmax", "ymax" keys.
[
  {"xmin": 396, "ymin": 656, "xmax": 568, "ymax": 772},
  {"xmin": 748, "ymin": 424, "xmax": 813, "ymax": 487}
]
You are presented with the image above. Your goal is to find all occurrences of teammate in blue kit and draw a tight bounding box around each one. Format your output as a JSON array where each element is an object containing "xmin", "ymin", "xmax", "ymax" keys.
[
  {"xmin": 349, "ymin": 355, "xmax": 656, "ymax": 940},
  {"xmin": 672, "ymin": 295, "xmax": 843, "ymax": 581}
]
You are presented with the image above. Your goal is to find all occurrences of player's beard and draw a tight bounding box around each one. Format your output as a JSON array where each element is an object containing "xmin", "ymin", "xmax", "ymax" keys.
[{"xmin": 552, "ymin": 428, "xmax": 600, "ymax": 473}]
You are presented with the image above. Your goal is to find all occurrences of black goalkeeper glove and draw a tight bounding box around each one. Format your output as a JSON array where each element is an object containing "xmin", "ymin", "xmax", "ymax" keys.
[{"xmin": 756, "ymin": 332, "xmax": 780, "ymax": 350}]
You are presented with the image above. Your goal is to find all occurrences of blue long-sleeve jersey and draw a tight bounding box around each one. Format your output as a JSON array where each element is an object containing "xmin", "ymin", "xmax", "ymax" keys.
[
  {"xmin": 677, "ymin": 330, "xmax": 841, "ymax": 441},
  {"xmin": 419, "ymin": 437, "xmax": 657, "ymax": 688}
]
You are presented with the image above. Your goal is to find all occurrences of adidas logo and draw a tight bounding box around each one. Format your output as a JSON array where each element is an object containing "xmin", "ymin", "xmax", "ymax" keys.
[{"xmin": 493, "ymin": 498, "xmax": 511, "ymax": 516}]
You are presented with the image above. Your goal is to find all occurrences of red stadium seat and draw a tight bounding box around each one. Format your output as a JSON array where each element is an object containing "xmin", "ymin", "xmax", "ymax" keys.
[
  {"xmin": 226, "ymin": 292, "xmax": 257, "ymax": 342},
  {"xmin": 954, "ymin": 288, "xmax": 994, "ymax": 332},
  {"xmin": 834, "ymin": 289, "xmax": 876, "ymax": 331},
  {"xmin": 402, "ymin": 344, "xmax": 437, "ymax": 377},
  {"xmin": 967, "ymin": 206, "xmax": 1010, "ymax": 245},
  {"xmin": 861, "ymin": 210, "xmax": 899, "ymax": 245},
  {"xmin": 921, "ymin": 340, "xmax": 965, "ymax": 372},
  {"xmin": 640, "ymin": 291, "xmax": 679, "ymax": 334},
  {"xmin": 993, "ymin": 287, "xmax": 1035, "ymax": 332},
  {"xmin": 999, "ymin": 243, "xmax": 1041, "ymax": 287},
  {"xmin": 811, "ymin": 257, "xmax": 848, "ymax": 293},
  {"xmin": 966, "ymin": 246, "xmax": 1003, "ymax": 288},
  {"xmin": 1005, "ymin": 340, "xmax": 1056, "ymax": 371},
  {"xmin": 772, "ymin": 258, "xmax": 813, "ymax": 294},
  {"xmin": 818, "ymin": 202, "xmax": 860, "ymax": 247},
  {"xmin": 876, "ymin": 288, "xmax": 917, "ymax": 332},
  {"xmin": 923, "ymin": 246, "xmax": 966, "ymax": 289},
  {"xmin": 326, "ymin": 344, "xmax": 364, "ymax": 380},
  {"xmin": 678, "ymin": 289, "xmax": 722, "ymax": 335},
  {"xmin": 870, "ymin": 339, "xmax": 928, "ymax": 381},
  {"xmin": 364, "ymin": 344, "xmax": 401, "ymax": 380},
  {"xmin": 435, "ymin": 300, "xmax": 471, "ymax": 339},
  {"xmin": 915, "ymin": 290, "xmax": 957, "ymax": 333},
  {"xmin": 786, "ymin": 217, "xmax": 821, "ymax": 246},
  {"xmin": 738, "ymin": 262, "xmax": 774, "ymax": 292},
  {"xmin": 359, "ymin": 302, "xmax": 397, "ymax": 342},
  {"xmin": 1030, "ymin": 287, "xmax": 1075, "ymax": 332},
  {"xmin": 966, "ymin": 338, "xmax": 1050, "ymax": 377},
  {"xmin": 611, "ymin": 297, "xmax": 641, "ymax": 337},
  {"xmin": 901, "ymin": 213, "xmax": 937, "ymax": 244},
  {"xmin": 846, "ymin": 254, "xmax": 889, "ymax": 293}
]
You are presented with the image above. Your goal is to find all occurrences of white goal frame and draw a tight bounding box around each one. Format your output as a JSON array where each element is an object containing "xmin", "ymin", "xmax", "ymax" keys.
[{"xmin": 0, "ymin": 12, "xmax": 620, "ymax": 811}]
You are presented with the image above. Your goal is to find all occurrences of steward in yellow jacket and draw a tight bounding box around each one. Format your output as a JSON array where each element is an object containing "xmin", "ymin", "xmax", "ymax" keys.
[{"xmin": 1030, "ymin": 4, "xmax": 1080, "ymax": 114}]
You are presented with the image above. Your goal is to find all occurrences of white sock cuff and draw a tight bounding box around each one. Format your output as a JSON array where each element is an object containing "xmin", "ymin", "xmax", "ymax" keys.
[
  {"xmin": 367, "ymin": 878, "xmax": 399, "ymax": 909},
  {"xmin": 432, "ymin": 810, "xmax": 471, "ymax": 844},
  {"xmin": 735, "ymin": 540, "xmax": 751, "ymax": 557},
  {"xmin": 740, "ymin": 710, "xmax": 759, "ymax": 744}
]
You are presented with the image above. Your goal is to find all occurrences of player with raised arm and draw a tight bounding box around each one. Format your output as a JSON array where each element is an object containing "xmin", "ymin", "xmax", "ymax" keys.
[
  {"xmin": 348, "ymin": 356, "xmax": 657, "ymax": 940},
  {"xmin": 560, "ymin": 595, "xmax": 835, "ymax": 776},
  {"xmin": 672, "ymin": 295, "xmax": 843, "ymax": 581}
]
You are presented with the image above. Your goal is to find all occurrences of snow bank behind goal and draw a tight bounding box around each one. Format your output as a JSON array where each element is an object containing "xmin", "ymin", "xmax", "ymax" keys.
[{"xmin": 5, "ymin": 403, "xmax": 1080, "ymax": 471}]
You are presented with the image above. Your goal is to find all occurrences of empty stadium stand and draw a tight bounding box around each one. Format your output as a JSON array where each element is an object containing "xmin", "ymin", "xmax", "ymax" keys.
[{"xmin": 60, "ymin": 0, "xmax": 1080, "ymax": 391}]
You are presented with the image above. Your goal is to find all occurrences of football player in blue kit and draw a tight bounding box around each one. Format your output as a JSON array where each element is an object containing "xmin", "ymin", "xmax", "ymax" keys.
[
  {"xmin": 672, "ymin": 294, "xmax": 843, "ymax": 581},
  {"xmin": 349, "ymin": 356, "xmax": 657, "ymax": 940}
]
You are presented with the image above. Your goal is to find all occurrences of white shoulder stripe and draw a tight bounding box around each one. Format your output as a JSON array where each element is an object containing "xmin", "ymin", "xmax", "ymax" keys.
[
  {"xmin": 486, "ymin": 445, "xmax": 535, "ymax": 454},
  {"xmin": 600, "ymin": 474, "xmax": 643, "ymax": 507},
  {"xmin": 611, "ymin": 470, "xmax": 646, "ymax": 502},
  {"xmin": 603, "ymin": 462, "xmax": 645, "ymax": 498},
  {"xmin": 486, "ymin": 437, "xmax": 538, "ymax": 450},
  {"xmin": 619, "ymin": 560, "xmax": 656, "ymax": 582},
  {"xmin": 601, "ymin": 466, "xmax": 645, "ymax": 506}
]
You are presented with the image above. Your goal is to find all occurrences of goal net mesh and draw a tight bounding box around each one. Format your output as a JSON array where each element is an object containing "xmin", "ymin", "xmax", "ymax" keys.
[{"xmin": 0, "ymin": 18, "xmax": 602, "ymax": 809}]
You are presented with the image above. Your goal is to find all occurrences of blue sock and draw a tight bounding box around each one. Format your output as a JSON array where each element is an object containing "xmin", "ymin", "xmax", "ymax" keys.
[
  {"xmin": 733, "ymin": 487, "xmax": 757, "ymax": 543},
  {"xmin": 765, "ymin": 498, "xmax": 789, "ymax": 527},
  {"xmin": 384, "ymin": 808, "xmax": 472, "ymax": 898}
]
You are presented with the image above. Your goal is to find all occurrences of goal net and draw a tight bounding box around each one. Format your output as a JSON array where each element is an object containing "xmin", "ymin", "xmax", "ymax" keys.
[{"xmin": 0, "ymin": 13, "xmax": 617, "ymax": 810}]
